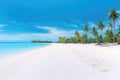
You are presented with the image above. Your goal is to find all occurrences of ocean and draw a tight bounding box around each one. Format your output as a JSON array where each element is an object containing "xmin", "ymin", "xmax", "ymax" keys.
[{"xmin": 0, "ymin": 42, "xmax": 49, "ymax": 57}]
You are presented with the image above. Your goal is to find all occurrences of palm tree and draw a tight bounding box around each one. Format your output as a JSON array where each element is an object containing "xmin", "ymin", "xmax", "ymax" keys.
[
  {"xmin": 117, "ymin": 26, "xmax": 120, "ymax": 43},
  {"xmin": 92, "ymin": 27, "xmax": 99, "ymax": 43},
  {"xmin": 84, "ymin": 25, "xmax": 89, "ymax": 33},
  {"xmin": 98, "ymin": 21, "xmax": 104, "ymax": 42},
  {"xmin": 81, "ymin": 34, "xmax": 88, "ymax": 43},
  {"xmin": 83, "ymin": 25, "xmax": 89, "ymax": 43},
  {"xmin": 58, "ymin": 37, "xmax": 67, "ymax": 43},
  {"xmin": 74, "ymin": 31, "xmax": 81, "ymax": 43},
  {"xmin": 108, "ymin": 9, "xmax": 119, "ymax": 30},
  {"xmin": 98, "ymin": 21, "xmax": 104, "ymax": 31},
  {"xmin": 108, "ymin": 9, "xmax": 119, "ymax": 43},
  {"xmin": 69, "ymin": 37, "xmax": 76, "ymax": 43},
  {"xmin": 109, "ymin": 22, "xmax": 113, "ymax": 30},
  {"xmin": 105, "ymin": 30, "xmax": 111, "ymax": 42},
  {"xmin": 105, "ymin": 30, "xmax": 114, "ymax": 43}
]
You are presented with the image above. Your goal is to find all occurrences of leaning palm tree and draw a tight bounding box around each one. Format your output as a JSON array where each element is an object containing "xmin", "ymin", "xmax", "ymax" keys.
[
  {"xmin": 92, "ymin": 27, "xmax": 98, "ymax": 37},
  {"xmin": 117, "ymin": 26, "xmax": 120, "ymax": 43},
  {"xmin": 105, "ymin": 30, "xmax": 111, "ymax": 42},
  {"xmin": 83, "ymin": 25, "xmax": 89, "ymax": 43},
  {"xmin": 58, "ymin": 37, "xmax": 67, "ymax": 43},
  {"xmin": 108, "ymin": 9, "xmax": 119, "ymax": 29},
  {"xmin": 98, "ymin": 21, "xmax": 104, "ymax": 31},
  {"xmin": 84, "ymin": 25, "xmax": 89, "ymax": 33},
  {"xmin": 105, "ymin": 30, "xmax": 114, "ymax": 43},
  {"xmin": 74, "ymin": 31, "xmax": 81, "ymax": 43},
  {"xmin": 98, "ymin": 21, "xmax": 105, "ymax": 43},
  {"xmin": 98, "ymin": 21, "xmax": 105, "ymax": 40},
  {"xmin": 108, "ymin": 9, "xmax": 119, "ymax": 43},
  {"xmin": 109, "ymin": 22, "xmax": 113, "ymax": 30},
  {"xmin": 92, "ymin": 27, "xmax": 99, "ymax": 43},
  {"xmin": 81, "ymin": 34, "xmax": 88, "ymax": 43}
]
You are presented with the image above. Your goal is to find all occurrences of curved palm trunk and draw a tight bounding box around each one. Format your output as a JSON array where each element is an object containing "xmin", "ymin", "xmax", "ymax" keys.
[{"xmin": 113, "ymin": 21, "xmax": 116, "ymax": 43}]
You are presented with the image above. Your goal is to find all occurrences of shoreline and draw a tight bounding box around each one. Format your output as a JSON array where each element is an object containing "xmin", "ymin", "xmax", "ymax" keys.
[
  {"xmin": 0, "ymin": 43, "xmax": 120, "ymax": 80},
  {"xmin": 0, "ymin": 43, "xmax": 51, "ymax": 59}
]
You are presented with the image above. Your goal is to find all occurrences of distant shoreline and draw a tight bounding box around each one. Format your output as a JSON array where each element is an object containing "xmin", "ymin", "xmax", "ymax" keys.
[{"xmin": 0, "ymin": 42, "xmax": 29, "ymax": 43}]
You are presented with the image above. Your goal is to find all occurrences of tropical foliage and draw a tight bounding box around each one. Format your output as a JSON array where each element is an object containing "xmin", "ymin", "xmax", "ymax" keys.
[{"xmin": 58, "ymin": 9, "xmax": 120, "ymax": 44}]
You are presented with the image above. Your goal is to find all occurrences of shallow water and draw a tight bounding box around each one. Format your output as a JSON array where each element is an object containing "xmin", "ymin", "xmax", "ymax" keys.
[{"xmin": 0, "ymin": 42, "xmax": 49, "ymax": 56}]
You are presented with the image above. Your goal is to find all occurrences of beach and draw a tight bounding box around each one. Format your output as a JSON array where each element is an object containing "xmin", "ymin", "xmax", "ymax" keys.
[{"xmin": 0, "ymin": 43, "xmax": 120, "ymax": 80}]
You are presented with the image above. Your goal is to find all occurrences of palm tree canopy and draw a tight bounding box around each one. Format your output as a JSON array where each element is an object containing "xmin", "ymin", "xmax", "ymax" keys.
[
  {"xmin": 108, "ymin": 9, "xmax": 119, "ymax": 22},
  {"xmin": 84, "ymin": 25, "xmax": 89, "ymax": 33},
  {"xmin": 105, "ymin": 30, "xmax": 110, "ymax": 36},
  {"xmin": 105, "ymin": 30, "xmax": 113, "ymax": 38},
  {"xmin": 75, "ymin": 31, "xmax": 81, "ymax": 42},
  {"xmin": 75, "ymin": 31, "xmax": 80, "ymax": 36},
  {"xmin": 98, "ymin": 21, "xmax": 104, "ymax": 30},
  {"xmin": 58, "ymin": 37, "xmax": 67, "ymax": 43},
  {"xmin": 92, "ymin": 27, "xmax": 98, "ymax": 37},
  {"xmin": 109, "ymin": 22, "xmax": 113, "ymax": 29}
]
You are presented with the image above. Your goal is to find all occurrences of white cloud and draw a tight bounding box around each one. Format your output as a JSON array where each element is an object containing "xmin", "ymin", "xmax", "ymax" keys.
[
  {"xmin": 0, "ymin": 26, "xmax": 81, "ymax": 41},
  {"xmin": 0, "ymin": 24, "xmax": 7, "ymax": 32},
  {"xmin": 36, "ymin": 26, "xmax": 77, "ymax": 40},
  {"xmin": 0, "ymin": 24, "xmax": 7, "ymax": 28},
  {"xmin": 36, "ymin": 26, "xmax": 59, "ymax": 33}
]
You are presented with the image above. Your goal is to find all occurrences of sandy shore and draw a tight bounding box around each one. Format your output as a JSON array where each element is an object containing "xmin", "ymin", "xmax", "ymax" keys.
[{"xmin": 0, "ymin": 43, "xmax": 120, "ymax": 80}]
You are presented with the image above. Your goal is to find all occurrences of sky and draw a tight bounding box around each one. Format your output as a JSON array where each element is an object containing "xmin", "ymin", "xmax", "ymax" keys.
[{"xmin": 0, "ymin": 0, "xmax": 120, "ymax": 41}]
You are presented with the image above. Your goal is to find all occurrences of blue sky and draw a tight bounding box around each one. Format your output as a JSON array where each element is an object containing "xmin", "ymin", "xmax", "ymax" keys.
[{"xmin": 0, "ymin": 0, "xmax": 120, "ymax": 41}]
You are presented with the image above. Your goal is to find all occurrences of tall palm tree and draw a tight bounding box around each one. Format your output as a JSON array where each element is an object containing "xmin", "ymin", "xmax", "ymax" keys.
[
  {"xmin": 105, "ymin": 30, "xmax": 111, "ymax": 42},
  {"xmin": 108, "ymin": 9, "xmax": 119, "ymax": 42},
  {"xmin": 98, "ymin": 21, "xmax": 104, "ymax": 41},
  {"xmin": 117, "ymin": 26, "xmax": 120, "ymax": 43},
  {"xmin": 98, "ymin": 21, "xmax": 104, "ymax": 31},
  {"xmin": 109, "ymin": 22, "xmax": 113, "ymax": 30},
  {"xmin": 58, "ymin": 37, "xmax": 67, "ymax": 43},
  {"xmin": 83, "ymin": 25, "xmax": 89, "ymax": 42},
  {"xmin": 92, "ymin": 27, "xmax": 98, "ymax": 37},
  {"xmin": 105, "ymin": 30, "xmax": 114, "ymax": 43},
  {"xmin": 74, "ymin": 31, "xmax": 81, "ymax": 43},
  {"xmin": 92, "ymin": 27, "xmax": 99, "ymax": 43},
  {"xmin": 108, "ymin": 9, "xmax": 119, "ymax": 29},
  {"xmin": 81, "ymin": 34, "xmax": 88, "ymax": 43},
  {"xmin": 84, "ymin": 25, "xmax": 89, "ymax": 33}
]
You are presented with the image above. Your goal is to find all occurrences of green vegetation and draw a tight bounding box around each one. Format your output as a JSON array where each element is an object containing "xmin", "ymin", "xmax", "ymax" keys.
[
  {"xmin": 31, "ymin": 40, "xmax": 52, "ymax": 43},
  {"xmin": 58, "ymin": 9, "xmax": 120, "ymax": 44}
]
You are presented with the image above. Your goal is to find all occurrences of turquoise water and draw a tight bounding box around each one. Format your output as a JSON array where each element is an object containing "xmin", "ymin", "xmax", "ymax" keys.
[{"xmin": 0, "ymin": 42, "xmax": 49, "ymax": 56}]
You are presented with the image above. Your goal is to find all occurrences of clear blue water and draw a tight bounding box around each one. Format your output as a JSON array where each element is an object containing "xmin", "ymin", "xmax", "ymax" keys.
[{"xmin": 0, "ymin": 42, "xmax": 49, "ymax": 56}]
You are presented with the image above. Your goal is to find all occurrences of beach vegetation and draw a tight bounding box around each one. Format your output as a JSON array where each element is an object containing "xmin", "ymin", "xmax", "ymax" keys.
[{"xmin": 58, "ymin": 9, "xmax": 120, "ymax": 44}]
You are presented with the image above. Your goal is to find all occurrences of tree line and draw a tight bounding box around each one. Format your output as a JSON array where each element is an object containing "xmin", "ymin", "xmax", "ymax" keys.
[{"xmin": 58, "ymin": 9, "xmax": 120, "ymax": 44}]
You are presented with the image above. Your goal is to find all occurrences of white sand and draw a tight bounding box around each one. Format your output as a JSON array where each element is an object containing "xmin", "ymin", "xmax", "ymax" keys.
[{"xmin": 0, "ymin": 43, "xmax": 120, "ymax": 80}]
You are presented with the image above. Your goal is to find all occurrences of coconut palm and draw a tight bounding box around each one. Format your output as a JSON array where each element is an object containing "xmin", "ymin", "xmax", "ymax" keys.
[
  {"xmin": 117, "ymin": 26, "xmax": 120, "ymax": 43},
  {"xmin": 81, "ymin": 34, "xmax": 88, "ymax": 43},
  {"xmin": 109, "ymin": 22, "xmax": 113, "ymax": 30},
  {"xmin": 92, "ymin": 27, "xmax": 99, "ymax": 43},
  {"xmin": 58, "ymin": 37, "xmax": 67, "ymax": 43},
  {"xmin": 84, "ymin": 25, "xmax": 89, "ymax": 33},
  {"xmin": 74, "ymin": 31, "xmax": 81, "ymax": 43},
  {"xmin": 105, "ymin": 30, "xmax": 114, "ymax": 43},
  {"xmin": 98, "ymin": 21, "xmax": 104, "ymax": 42},
  {"xmin": 92, "ymin": 27, "xmax": 98, "ymax": 37},
  {"xmin": 98, "ymin": 21, "xmax": 104, "ymax": 31},
  {"xmin": 83, "ymin": 25, "xmax": 89, "ymax": 42},
  {"xmin": 108, "ymin": 9, "xmax": 119, "ymax": 28}
]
